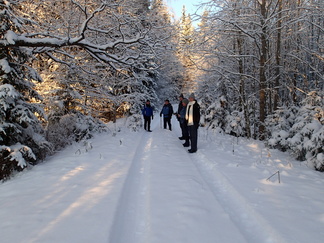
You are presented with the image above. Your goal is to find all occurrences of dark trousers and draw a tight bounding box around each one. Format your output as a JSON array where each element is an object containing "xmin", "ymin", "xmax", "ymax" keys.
[
  {"xmin": 188, "ymin": 125, "xmax": 198, "ymax": 151},
  {"xmin": 181, "ymin": 122, "xmax": 189, "ymax": 144},
  {"xmin": 179, "ymin": 120, "xmax": 185, "ymax": 138},
  {"xmin": 144, "ymin": 116, "xmax": 151, "ymax": 130},
  {"xmin": 163, "ymin": 117, "xmax": 172, "ymax": 130}
]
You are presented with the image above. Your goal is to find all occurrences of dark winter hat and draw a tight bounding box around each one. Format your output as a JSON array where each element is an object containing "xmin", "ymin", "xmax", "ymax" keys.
[
  {"xmin": 179, "ymin": 94, "xmax": 184, "ymax": 98},
  {"xmin": 182, "ymin": 98, "xmax": 189, "ymax": 105},
  {"xmin": 189, "ymin": 93, "xmax": 195, "ymax": 99},
  {"xmin": 146, "ymin": 99, "xmax": 150, "ymax": 102}
]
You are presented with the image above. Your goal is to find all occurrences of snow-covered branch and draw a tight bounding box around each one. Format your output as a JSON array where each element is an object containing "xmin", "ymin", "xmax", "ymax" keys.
[{"xmin": 1, "ymin": 0, "xmax": 152, "ymax": 67}]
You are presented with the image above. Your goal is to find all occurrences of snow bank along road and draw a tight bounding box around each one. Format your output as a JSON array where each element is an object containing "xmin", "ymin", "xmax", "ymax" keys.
[{"xmin": 1, "ymin": 116, "xmax": 323, "ymax": 243}]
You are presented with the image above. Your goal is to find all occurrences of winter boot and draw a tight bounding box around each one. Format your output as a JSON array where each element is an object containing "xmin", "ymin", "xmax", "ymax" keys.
[{"xmin": 183, "ymin": 138, "xmax": 190, "ymax": 147}]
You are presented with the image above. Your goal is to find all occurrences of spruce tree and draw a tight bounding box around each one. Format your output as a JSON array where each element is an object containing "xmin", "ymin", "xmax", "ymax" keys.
[{"xmin": 0, "ymin": 0, "xmax": 51, "ymax": 180}]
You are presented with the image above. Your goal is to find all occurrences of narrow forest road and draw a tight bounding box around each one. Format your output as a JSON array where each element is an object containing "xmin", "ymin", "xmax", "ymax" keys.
[
  {"xmin": 1, "ymin": 113, "xmax": 324, "ymax": 243},
  {"xmin": 108, "ymin": 117, "xmax": 248, "ymax": 243}
]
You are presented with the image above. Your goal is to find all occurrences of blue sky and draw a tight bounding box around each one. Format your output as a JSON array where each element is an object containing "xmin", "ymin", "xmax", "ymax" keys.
[{"xmin": 166, "ymin": 0, "xmax": 201, "ymax": 20}]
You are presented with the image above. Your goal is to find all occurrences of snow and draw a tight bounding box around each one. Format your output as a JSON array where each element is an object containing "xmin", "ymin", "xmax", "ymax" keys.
[
  {"xmin": 5, "ymin": 30, "xmax": 17, "ymax": 45},
  {"xmin": 8, "ymin": 144, "xmax": 36, "ymax": 168},
  {"xmin": 0, "ymin": 84, "xmax": 20, "ymax": 100},
  {"xmin": 0, "ymin": 58, "xmax": 11, "ymax": 73},
  {"xmin": 1, "ymin": 115, "xmax": 324, "ymax": 243}
]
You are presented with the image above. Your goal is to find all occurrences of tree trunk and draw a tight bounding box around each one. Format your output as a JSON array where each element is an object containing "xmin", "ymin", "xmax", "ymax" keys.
[
  {"xmin": 237, "ymin": 36, "xmax": 251, "ymax": 138},
  {"xmin": 259, "ymin": 0, "xmax": 268, "ymax": 140},
  {"xmin": 274, "ymin": 0, "xmax": 283, "ymax": 111}
]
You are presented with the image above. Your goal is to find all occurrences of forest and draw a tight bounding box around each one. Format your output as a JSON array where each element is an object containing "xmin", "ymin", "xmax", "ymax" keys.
[{"xmin": 0, "ymin": 0, "xmax": 323, "ymax": 180}]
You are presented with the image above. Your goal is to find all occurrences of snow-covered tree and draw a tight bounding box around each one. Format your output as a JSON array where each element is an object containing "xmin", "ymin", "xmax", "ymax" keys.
[
  {"xmin": 177, "ymin": 6, "xmax": 197, "ymax": 94},
  {"xmin": 288, "ymin": 92, "xmax": 323, "ymax": 170},
  {"xmin": 195, "ymin": 0, "xmax": 323, "ymax": 140},
  {"xmin": 192, "ymin": 0, "xmax": 323, "ymax": 170},
  {"xmin": 1, "ymin": 0, "xmax": 180, "ymax": 178},
  {"xmin": 267, "ymin": 91, "xmax": 324, "ymax": 171},
  {"xmin": 0, "ymin": 0, "xmax": 51, "ymax": 180},
  {"xmin": 149, "ymin": 0, "xmax": 183, "ymax": 101}
]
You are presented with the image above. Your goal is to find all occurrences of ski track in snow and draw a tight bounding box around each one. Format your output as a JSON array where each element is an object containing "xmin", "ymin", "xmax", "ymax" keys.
[
  {"xmin": 108, "ymin": 129, "xmax": 152, "ymax": 243},
  {"xmin": 190, "ymin": 151, "xmax": 287, "ymax": 243}
]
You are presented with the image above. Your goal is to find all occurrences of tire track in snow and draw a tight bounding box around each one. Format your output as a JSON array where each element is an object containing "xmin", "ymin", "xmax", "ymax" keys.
[
  {"xmin": 190, "ymin": 152, "xmax": 288, "ymax": 243},
  {"xmin": 108, "ymin": 131, "xmax": 152, "ymax": 243}
]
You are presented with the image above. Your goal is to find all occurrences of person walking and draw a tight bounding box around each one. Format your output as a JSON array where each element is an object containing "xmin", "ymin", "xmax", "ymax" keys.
[
  {"xmin": 142, "ymin": 100, "xmax": 154, "ymax": 132},
  {"xmin": 186, "ymin": 93, "xmax": 200, "ymax": 153},
  {"xmin": 176, "ymin": 94, "xmax": 186, "ymax": 140},
  {"xmin": 160, "ymin": 99, "xmax": 174, "ymax": 130},
  {"xmin": 178, "ymin": 98, "xmax": 190, "ymax": 147}
]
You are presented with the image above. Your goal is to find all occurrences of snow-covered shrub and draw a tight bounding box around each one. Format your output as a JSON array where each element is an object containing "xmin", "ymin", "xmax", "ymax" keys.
[
  {"xmin": 288, "ymin": 111, "xmax": 320, "ymax": 160},
  {"xmin": 204, "ymin": 98, "xmax": 247, "ymax": 137},
  {"xmin": 46, "ymin": 111, "xmax": 107, "ymax": 150},
  {"xmin": 306, "ymin": 125, "xmax": 324, "ymax": 171},
  {"xmin": 126, "ymin": 114, "xmax": 143, "ymax": 132},
  {"xmin": 204, "ymin": 97, "xmax": 228, "ymax": 131},
  {"xmin": 267, "ymin": 91, "xmax": 324, "ymax": 171},
  {"xmin": 74, "ymin": 113, "xmax": 108, "ymax": 141},
  {"xmin": 224, "ymin": 110, "xmax": 245, "ymax": 137},
  {"xmin": 0, "ymin": 84, "xmax": 52, "ymax": 159},
  {"xmin": 0, "ymin": 144, "xmax": 36, "ymax": 181},
  {"xmin": 289, "ymin": 91, "xmax": 324, "ymax": 171},
  {"xmin": 266, "ymin": 105, "xmax": 298, "ymax": 151}
]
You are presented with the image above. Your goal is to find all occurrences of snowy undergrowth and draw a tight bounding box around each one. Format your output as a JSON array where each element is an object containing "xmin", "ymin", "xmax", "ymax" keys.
[{"xmin": 266, "ymin": 91, "xmax": 324, "ymax": 171}]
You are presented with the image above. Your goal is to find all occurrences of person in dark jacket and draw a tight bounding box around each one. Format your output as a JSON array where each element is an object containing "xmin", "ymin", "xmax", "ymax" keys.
[
  {"xmin": 160, "ymin": 99, "xmax": 174, "ymax": 130},
  {"xmin": 186, "ymin": 93, "xmax": 200, "ymax": 153},
  {"xmin": 178, "ymin": 98, "xmax": 190, "ymax": 147},
  {"xmin": 176, "ymin": 94, "xmax": 186, "ymax": 140},
  {"xmin": 142, "ymin": 100, "xmax": 154, "ymax": 132}
]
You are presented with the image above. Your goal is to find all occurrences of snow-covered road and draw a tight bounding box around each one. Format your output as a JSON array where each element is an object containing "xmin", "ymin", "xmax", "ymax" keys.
[
  {"xmin": 109, "ymin": 118, "xmax": 247, "ymax": 243},
  {"xmin": 1, "ymin": 115, "xmax": 324, "ymax": 243}
]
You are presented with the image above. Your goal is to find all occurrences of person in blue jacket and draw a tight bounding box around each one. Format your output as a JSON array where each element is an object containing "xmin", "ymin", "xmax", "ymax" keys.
[
  {"xmin": 160, "ymin": 99, "xmax": 174, "ymax": 131},
  {"xmin": 142, "ymin": 100, "xmax": 154, "ymax": 132}
]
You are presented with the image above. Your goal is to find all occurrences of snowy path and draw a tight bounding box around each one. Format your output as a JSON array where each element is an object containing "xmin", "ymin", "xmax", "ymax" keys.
[
  {"xmin": 109, "ymin": 117, "xmax": 246, "ymax": 243},
  {"xmin": 1, "ymin": 115, "xmax": 324, "ymax": 243}
]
